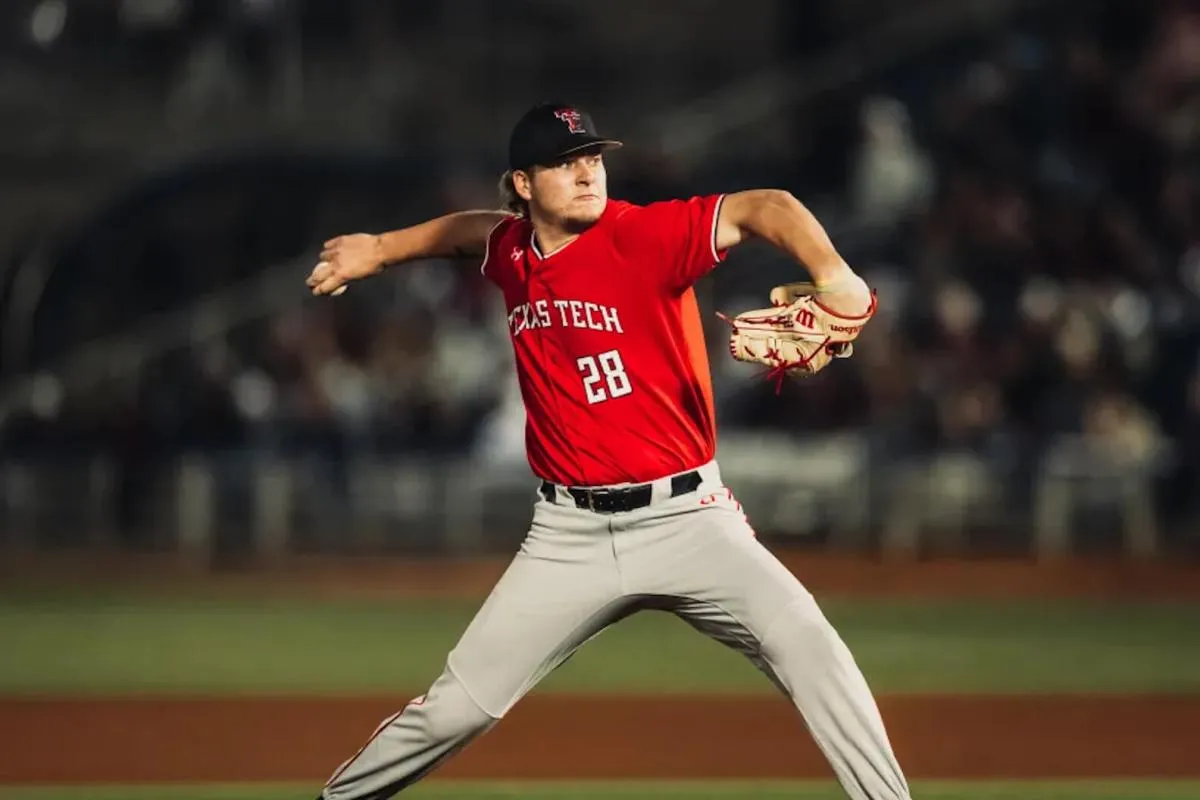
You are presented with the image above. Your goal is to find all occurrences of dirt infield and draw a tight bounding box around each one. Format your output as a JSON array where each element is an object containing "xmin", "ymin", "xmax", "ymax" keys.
[{"xmin": 3, "ymin": 694, "xmax": 1197, "ymax": 784}]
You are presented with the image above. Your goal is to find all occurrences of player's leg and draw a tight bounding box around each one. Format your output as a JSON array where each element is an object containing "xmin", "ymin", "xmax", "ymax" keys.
[
  {"xmin": 321, "ymin": 498, "xmax": 629, "ymax": 800},
  {"xmin": 616, "ymin": 472, "xmax": 910, "ymax": 800}
]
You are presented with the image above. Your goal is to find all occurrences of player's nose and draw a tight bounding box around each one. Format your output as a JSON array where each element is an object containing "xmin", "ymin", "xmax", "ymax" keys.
[{"xmin": 574, "ymin": 162, "xmax": 597, "ymax": 184}]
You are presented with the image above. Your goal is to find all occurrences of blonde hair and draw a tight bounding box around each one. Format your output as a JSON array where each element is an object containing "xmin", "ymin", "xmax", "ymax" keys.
[{"xmin": 498, "ymin": 170, "xmax": 529, "ymax": 217}]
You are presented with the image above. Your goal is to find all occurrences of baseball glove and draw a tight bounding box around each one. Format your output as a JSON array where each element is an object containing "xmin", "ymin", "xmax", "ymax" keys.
[{"xmin": 717, "ymin": 281, "xmax": 877, "ymax": 392}]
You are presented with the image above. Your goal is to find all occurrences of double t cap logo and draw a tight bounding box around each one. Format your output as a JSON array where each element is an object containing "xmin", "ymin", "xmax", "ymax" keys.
[{"xmin": 554, "ymin": 109, "xmax": 586, "ymax": 134}]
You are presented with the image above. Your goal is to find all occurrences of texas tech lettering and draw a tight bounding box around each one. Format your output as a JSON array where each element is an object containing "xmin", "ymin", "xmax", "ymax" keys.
[{"xmin": 508, "ymin": 299, "xmax": 624, "ymax": 339}]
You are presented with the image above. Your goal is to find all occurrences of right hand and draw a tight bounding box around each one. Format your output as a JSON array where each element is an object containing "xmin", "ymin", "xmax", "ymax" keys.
[{"xmin": 306, "ymin": 234, "xmax": 386, "ymax": 296}]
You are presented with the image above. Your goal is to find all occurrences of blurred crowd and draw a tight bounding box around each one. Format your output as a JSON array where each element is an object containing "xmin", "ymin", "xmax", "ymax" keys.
[
  {"xmin": 2, "ymin": 0, "xmax": 1199, "ymax": 529},
  {"xmin": 851, "ymin": 0, "xmax": 1200, "ymax": 522},
  {"xmin": 730, "ymin": 1, "xmax": 1200, "ymax": 490},
  {"xmin": 704, "ymin": 0, "xmax": 1200, "ymax": 530}
]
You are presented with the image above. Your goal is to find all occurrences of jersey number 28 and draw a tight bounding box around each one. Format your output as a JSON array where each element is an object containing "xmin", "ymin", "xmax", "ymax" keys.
[{"xmin": 577, "ymin": 349, "xmax": 632, "ymax": 404}]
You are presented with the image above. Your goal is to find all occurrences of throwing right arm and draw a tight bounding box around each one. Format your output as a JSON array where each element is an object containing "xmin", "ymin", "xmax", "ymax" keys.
[{"xmin": 306, "ymin": 210, "xmax": 511, "ymax": 296}]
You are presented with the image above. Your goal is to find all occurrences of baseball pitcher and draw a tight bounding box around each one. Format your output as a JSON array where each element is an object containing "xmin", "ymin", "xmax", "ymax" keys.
[{"xmin": 305, "ymin": 102, "xmax": 909, "ymax": 800}]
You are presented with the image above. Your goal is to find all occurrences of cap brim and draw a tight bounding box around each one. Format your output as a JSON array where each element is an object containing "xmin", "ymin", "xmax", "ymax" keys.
[{"xmin": 549, "ymin": 139, "xmax": 624, "ymax": 162}]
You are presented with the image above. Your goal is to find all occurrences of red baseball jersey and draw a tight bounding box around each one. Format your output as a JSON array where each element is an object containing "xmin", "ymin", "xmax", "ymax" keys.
[{"xmin": 481, "ymin": 195, "xmax": 728, "ymax": 486}]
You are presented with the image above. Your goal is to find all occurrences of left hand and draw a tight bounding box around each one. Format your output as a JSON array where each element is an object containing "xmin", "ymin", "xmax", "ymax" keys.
[{"xmin": 717, "ymin": 281, "xmax": 877, "ymax": 391}]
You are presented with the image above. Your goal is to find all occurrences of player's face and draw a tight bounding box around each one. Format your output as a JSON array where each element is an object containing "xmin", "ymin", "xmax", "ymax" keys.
[{"xmin": 525, "ymin": 151, "xmax": 608, "ymax": 230}]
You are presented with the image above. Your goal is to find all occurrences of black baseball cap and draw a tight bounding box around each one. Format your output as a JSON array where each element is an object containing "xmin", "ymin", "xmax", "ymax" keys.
[{"xmin": 507, "ymin": 102, "xmax": 623, "ymax": 171}]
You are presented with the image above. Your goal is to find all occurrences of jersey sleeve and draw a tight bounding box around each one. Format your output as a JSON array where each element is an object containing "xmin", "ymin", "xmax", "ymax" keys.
[
  {"xmin": 614, "ymin": 194, "xmax": 728, "ymax": 292},
  {"xmin": 479, "ymin": 214, "xmax": 520, "ymax": 285}
]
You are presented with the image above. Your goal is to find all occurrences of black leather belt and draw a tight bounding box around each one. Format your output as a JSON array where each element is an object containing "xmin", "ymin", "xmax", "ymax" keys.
[{"xmin": 539, "ymin": 470, "xmax": 703, "ymax": 514}]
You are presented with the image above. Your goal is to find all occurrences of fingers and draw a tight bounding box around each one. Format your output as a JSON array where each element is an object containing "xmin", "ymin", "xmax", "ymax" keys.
[
  {"xmin": 315, "ymin": 237, "xmax": 342, "ymax": 276},
  {"xmin": 306, "ymin": 260, "xmax": 347, "ymax": 296},
  {"xmin": 313, "ymin": 276, "xmax": 345, "ymax": 296},
  {"xmin": 306, "ymin": 260, "xmax": 329, "ymax": 283},
  {"xmin": 308, "ymin": 235, "xmax": 361, "ymax": 296}
]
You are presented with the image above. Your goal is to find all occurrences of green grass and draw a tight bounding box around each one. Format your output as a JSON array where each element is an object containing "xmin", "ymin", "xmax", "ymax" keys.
[
  {"xmin": 2, "ymin": 595, "xmax": 1198, "ymax": 694},
  {"xmin": 3, "ymin": 782, "xmax": 1200, "ymax": 800}
]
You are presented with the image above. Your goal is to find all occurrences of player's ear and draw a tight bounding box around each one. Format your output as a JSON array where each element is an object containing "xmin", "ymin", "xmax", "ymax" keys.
[{"xmin": 512, "ymin": 169, "xmax": 534, "ymax": 202}]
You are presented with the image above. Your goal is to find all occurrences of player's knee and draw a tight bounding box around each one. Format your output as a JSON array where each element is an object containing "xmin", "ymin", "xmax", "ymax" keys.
[
  {"xmin": 761, "ymin": 593, "xmax": 843, "ymax": 660},
  {"xmin": 424, "ymin": 671, "xmax": 497, "ymax": 743}
]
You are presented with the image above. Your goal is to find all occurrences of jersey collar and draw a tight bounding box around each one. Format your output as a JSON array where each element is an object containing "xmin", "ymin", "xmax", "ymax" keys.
[{"xmin": 528, "ymin": 200, "xmax": 614, "ymax": 262}]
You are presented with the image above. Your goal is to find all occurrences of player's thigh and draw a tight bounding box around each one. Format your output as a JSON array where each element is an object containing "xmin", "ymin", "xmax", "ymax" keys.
[
  {"xmin": 632, "ymin": 493, "xmax": 825, "ymax": 643},
  {"xmin": 631, "ymin": 496, "xmax": 856, "ymax": 702},
  {"xmin": 445, "ymin": 506, "xmax": 626, "ymax": 717}
]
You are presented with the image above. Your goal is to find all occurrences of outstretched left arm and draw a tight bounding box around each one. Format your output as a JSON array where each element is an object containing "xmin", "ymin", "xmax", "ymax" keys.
[{"xmin": 715, "ymin": 190, "xmax": 850, "ymax": 286}]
